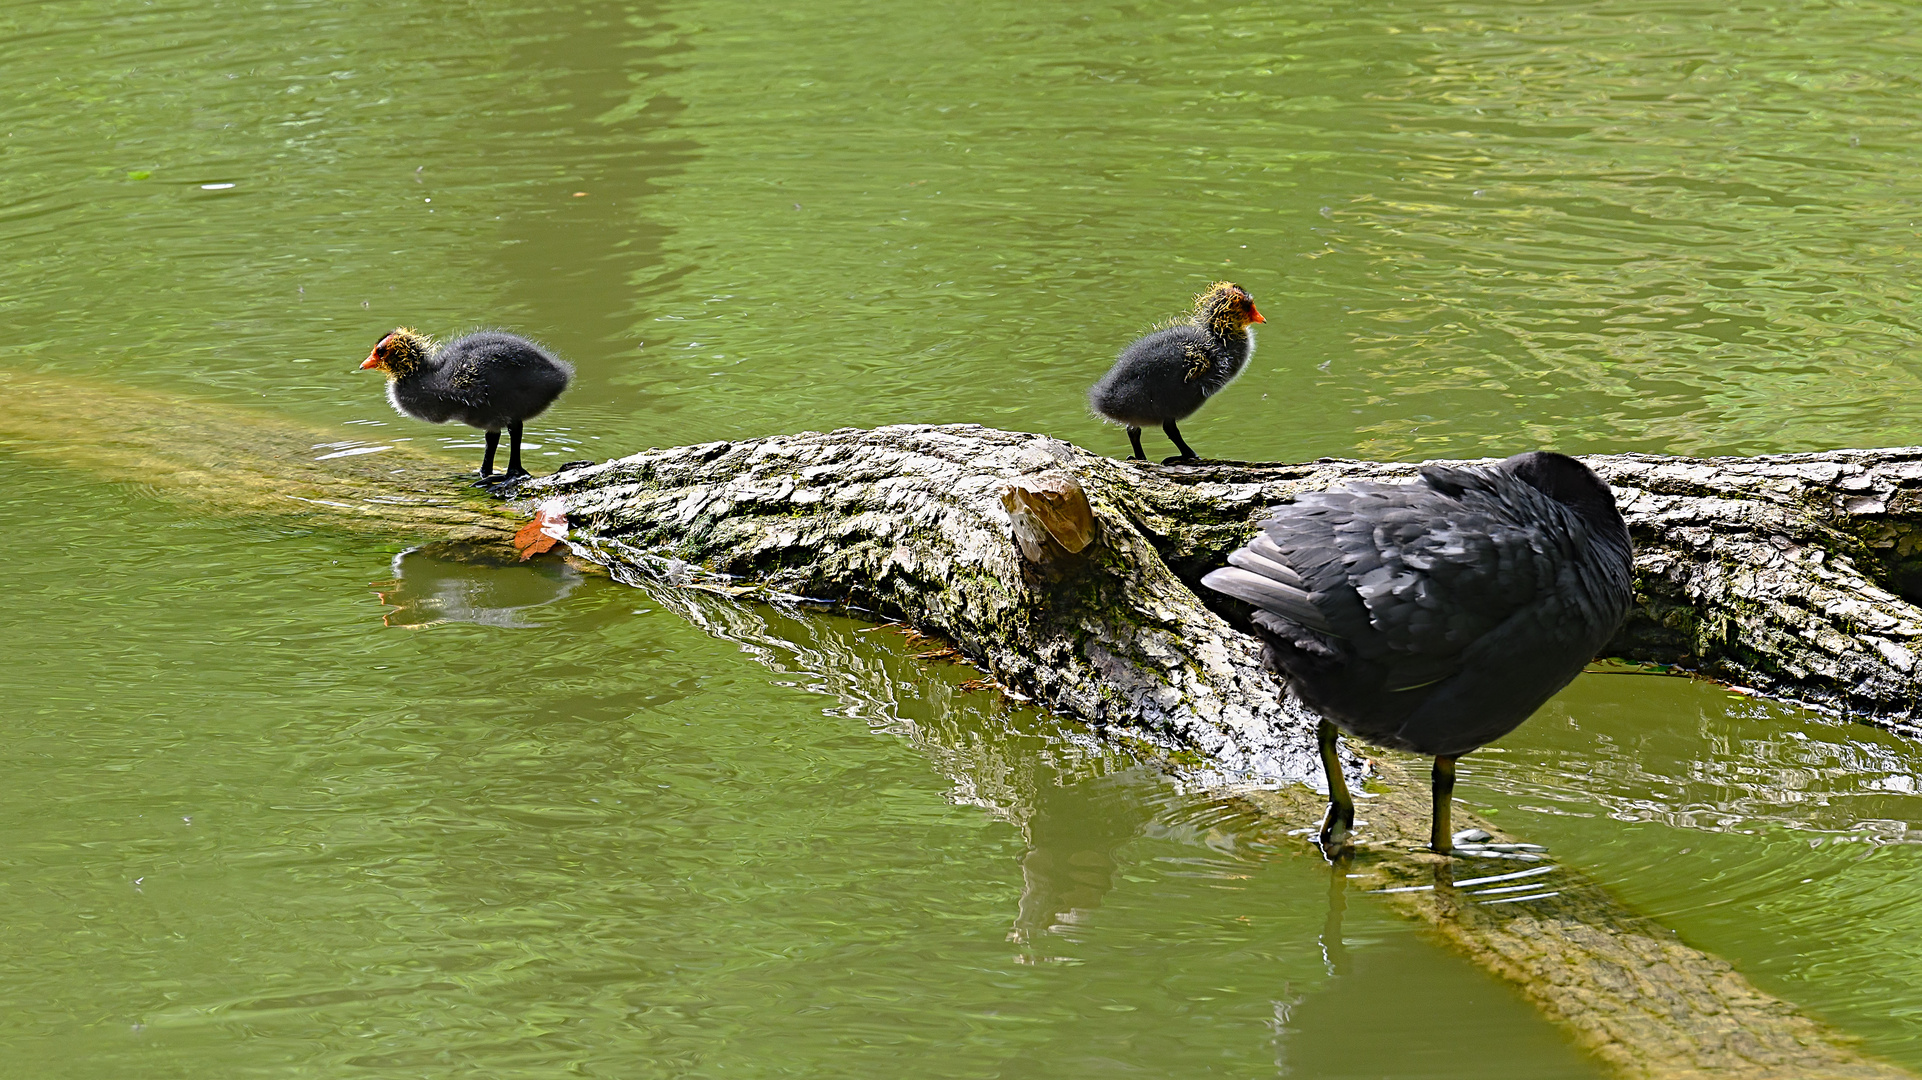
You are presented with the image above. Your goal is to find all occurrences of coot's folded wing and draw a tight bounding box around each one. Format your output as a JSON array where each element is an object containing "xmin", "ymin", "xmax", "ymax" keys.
[{"xmin": 1206, "ymin": 465, "xmax": 1592, "ymax": 691}]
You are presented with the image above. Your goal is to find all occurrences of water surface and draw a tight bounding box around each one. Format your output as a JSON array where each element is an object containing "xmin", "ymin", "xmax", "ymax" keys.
[{"xmin": 6, "ymin": 0, "xmax": 1922, "ymax": 1074}]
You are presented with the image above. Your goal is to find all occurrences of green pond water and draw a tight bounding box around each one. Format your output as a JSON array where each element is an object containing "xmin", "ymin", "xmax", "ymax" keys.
[{"xmin": 5, "ymin": 0, "xmax": 1922, "ymax": 1075}]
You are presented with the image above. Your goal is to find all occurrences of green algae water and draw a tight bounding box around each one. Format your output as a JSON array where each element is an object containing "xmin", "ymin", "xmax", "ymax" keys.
[{"xmin": 4, "ymin": 0, "xmax": 1922, "ymax": 1074}]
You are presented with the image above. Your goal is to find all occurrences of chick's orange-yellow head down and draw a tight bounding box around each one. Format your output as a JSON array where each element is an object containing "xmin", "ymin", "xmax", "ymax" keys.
[{"xmin": 359, "ymin": 328, "xmax": 433, "ymax": 377}]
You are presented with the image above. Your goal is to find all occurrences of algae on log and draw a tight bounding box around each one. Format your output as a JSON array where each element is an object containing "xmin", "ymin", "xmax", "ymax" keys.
[{"xmin": 1245, "ymin": 765, "xmax": 1913, "ymax": 1080}]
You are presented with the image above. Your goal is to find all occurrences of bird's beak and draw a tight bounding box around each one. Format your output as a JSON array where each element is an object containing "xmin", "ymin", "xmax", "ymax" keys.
[
  {"xmin": 359, "ymin": 353, "xmax": 380, "ymax": 370},
  {"xmin": 1250, "ymin": 306, "xmax": 1266, "ymax": 324}
]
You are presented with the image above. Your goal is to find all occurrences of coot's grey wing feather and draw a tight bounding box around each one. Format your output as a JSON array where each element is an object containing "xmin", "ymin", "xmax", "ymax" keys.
[
  {"xmin": 1241, "ymin": 534, "xmax": 1305, "ymax": 585},
  {"xmin": 1224, "ymin": 546, "xmax": 1302, "ymax": 588}
]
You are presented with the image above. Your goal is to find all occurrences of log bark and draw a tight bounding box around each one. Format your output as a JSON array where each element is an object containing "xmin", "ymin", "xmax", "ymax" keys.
[{"xmin": 530, "ymin": 424, "xmax": 1922, "ymax": 756}]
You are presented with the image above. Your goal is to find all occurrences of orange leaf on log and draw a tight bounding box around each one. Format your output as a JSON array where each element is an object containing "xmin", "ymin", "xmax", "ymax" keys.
[{"xmin": 513, "ymin": 500, "xmax": 569, "ymax": 561}]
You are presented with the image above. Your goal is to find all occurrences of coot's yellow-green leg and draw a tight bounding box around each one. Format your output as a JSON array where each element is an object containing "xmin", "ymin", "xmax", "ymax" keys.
[
  {"xmin": 1316, "ymin": 718, "xmax": 1355, "ymax": 855},
  {"xmin": 1431, "ymin": 755, "xmax": 1458, "ymax": 855}
]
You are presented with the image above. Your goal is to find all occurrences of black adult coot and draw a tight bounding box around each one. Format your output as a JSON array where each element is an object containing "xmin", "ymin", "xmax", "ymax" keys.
[
  {"xmin": 1089, "ymin": 282, "xmax": 1264, "ymax": 462},
  {"xmin": 359, "ymin": 328, "xmax": 573, "ymax": 481},
  {"xmin": 1201, "ymin": 451, "xmax": 1633, "ymax": 855}
]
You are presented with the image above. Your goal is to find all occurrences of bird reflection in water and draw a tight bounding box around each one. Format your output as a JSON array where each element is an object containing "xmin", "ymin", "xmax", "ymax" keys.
[
  {"xmin": 373, "ymin": 545, "xmax": 584, "ymax": 628},
  {"xmin": 1320, "ymin": 853, "xmax": 1354, "ymax": 977},
  {"xmin": 1006, "ymin": 772, "xmax": 1155, "ymax": 949},
  {"xmin": 1267, "ymin": 856, "xmax": 1359, "ymax": 1076}
]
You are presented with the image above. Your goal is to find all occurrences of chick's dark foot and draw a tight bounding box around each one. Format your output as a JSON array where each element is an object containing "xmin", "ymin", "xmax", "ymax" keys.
[
  {"xmin": 472, "ymin": 472, "xmax": 530, "ymax": 494},
  {"xmin": 1160, "ymin": 453, "xmax": 1201, "ymax": 465}
]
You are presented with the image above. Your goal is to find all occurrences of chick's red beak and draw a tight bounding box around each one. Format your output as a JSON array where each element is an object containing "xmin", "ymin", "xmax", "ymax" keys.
[
  {"xmin": 1250, "ymin": 305, "xmax": 1266, "ymax": 324},
  {"xmin": 360, "ymin": 353, "xmax": 380, "ymax": 370}
]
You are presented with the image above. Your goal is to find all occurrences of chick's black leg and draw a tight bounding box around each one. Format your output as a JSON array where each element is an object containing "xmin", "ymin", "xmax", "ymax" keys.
[
  {"xmin": 1126, "ymin": 426, "xmax": 1146, "ymax": 461},
  {"xmin": 1316, "ymin": 718, "xmax": 1355, "ymax": 857},
  {"xmin": 505, "ymin": 420, "xmax": 528, "ymax": 478},
  {"xmin": 1430, "ymin": 755, "xmax": 1458, "ymax": 855},
  {"xmin": 479, "ymin": 429, "xmax": 501, "ymax": 477},
  {"xmin": 1163, "ymin": 419, "xmax": 1198, "ymax": 461}
]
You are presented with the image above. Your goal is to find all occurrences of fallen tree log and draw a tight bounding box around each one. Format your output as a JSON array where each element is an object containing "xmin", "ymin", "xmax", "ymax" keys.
[{"xmin": 530, "ymin": 424, "xmax": 1922, "ymax": 759}]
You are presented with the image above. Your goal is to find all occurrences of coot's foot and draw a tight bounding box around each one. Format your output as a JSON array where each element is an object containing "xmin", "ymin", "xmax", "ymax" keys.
[
  {"xmin": 1161, "ymin": 453, "xmax": 1201, "ymax": 465},
  {"xmin": 1316, "ymin": 804, "xmax": 1355, "ymax": 859}
]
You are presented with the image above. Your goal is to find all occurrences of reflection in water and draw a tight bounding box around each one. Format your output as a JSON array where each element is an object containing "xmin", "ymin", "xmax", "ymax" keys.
[
  {"xmin": 1466, "ymin": 675, "xmax": 1922, "ymax": 1065},
  {"xmin": 1267, "ymin": 855, "xmax": 1598, "ymax": 1079},
  {"xmin": 1006, "ymin": 771, "xmax": 1154, "ymax": 946},
  {"xmin": 634, "ymin": 581, "xmax": 1602, "ymax": 1076},
  {"xmin": 0, "ymin": 457, "xmax": 1611, "ymax": 1078},
  {"xmin": 1481, "ymin": 683, "xmax": 1922, "ymax": 850},
  {"xmin": 374, "ymin": 547, "xmax": 583, "ymax": 628},
  {"xmin": 1321, "ymin": 854, "xmax": 1352, "ymax": 976}
]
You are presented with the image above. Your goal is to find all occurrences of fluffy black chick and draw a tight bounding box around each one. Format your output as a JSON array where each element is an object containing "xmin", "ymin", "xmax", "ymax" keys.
[
  {"xmin": 1089, "ymin": 282, "xmax": 1264, "ymax": 463},
  {"xmin": 360, "ymin": 328, "xmax": 573, "ymax": 482}
]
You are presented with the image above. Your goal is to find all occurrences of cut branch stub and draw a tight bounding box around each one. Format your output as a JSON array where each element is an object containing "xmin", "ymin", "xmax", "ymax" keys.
[{"xmin": 1001, "ymin": 471, "xmax": 1096, "ymax": 563}]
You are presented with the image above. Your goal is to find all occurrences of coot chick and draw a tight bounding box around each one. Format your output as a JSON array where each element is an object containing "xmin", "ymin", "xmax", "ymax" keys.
[
  {"xmin": 359, "ymin": 328, "xmax": 573, "ymax": 482},
  {"xmin": 1201, "ymin": 451, "xmax": 1633, "ymax": 855},
  {"xmin": 1089, "ymin": 282, "xmax": 1265, "ymax": 462}
]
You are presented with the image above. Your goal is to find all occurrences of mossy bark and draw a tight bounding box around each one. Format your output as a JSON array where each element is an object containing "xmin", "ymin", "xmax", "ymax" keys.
[
  {"xmin": 0, "ymin": 370, "xmax": 519, "ymax": 547},
  {"xmin": 531, "ymin": 425, "xmax": 1922, "ymax": 755}
]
